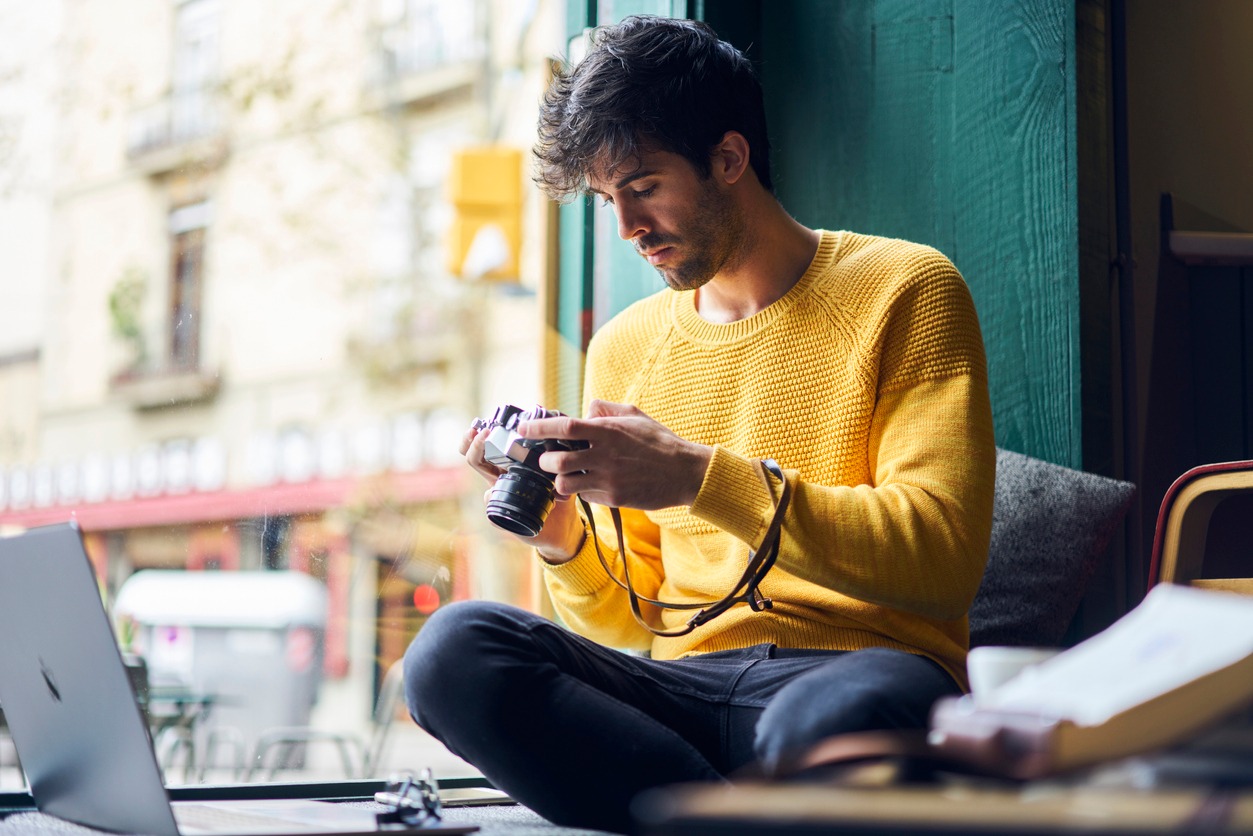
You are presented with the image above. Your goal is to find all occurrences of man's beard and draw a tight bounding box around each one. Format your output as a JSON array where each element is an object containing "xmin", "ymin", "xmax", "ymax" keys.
[
  {"xmin": 654, "ymin": 246, "xmax": 718, "ymax": 292},
  {"xmin": 636, "ymin": 232, "xmax": 710, "ymax": 292},
  {"xmin": 640, "ymin": 180, "xmax": 746, "ymax": 292}
]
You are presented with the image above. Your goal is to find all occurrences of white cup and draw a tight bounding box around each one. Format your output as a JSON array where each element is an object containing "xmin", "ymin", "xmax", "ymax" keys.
[{"xmin": 967, "ymin": 646, "xmax": 1062, "ymax": 698}]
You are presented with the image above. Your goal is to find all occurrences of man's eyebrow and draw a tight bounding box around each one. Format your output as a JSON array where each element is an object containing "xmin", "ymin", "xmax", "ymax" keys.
[
  {"xmin": 615, "ymin": 169, "xmax": 657, "ymax": 189},
  {"xmin": 589, "ymin": 169, "xmax": 659, "ymax": 194}
]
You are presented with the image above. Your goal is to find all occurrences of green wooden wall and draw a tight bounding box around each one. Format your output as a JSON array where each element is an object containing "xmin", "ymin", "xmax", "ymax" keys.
[{"xmin": 552, "ymin": 0, "xmax": 1105, "ymax": 470}]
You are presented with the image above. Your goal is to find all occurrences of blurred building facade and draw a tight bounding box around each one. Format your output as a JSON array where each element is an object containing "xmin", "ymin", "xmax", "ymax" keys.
[{"xmin": 0, "ymin": 0, "xmax": 560, "ymax": 759}]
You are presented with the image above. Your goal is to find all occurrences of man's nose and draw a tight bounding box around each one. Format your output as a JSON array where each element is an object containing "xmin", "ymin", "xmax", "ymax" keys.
[{"xmin": 615, "ymin": 203, "xmax": 648, "ymax": 241}]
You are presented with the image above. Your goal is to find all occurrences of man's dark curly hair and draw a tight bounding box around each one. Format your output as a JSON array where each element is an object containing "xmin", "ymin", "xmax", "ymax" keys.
[{"xmin": 534, "ymin": 15, "xmax": 772, "ymax": 201}]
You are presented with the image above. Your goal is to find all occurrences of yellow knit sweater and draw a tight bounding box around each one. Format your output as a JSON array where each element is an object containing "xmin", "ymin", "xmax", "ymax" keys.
[{"xmin": 541, "ymin": 230, "xmax": 996, "ymax": 687}]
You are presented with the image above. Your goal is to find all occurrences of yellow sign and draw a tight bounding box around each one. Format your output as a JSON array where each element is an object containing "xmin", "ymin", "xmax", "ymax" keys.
[{"xmin": 447, "ymin": 146, "xmax": 523, "ymax": 280}]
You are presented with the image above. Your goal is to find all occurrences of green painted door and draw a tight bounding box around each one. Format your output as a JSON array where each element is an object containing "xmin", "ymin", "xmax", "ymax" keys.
[
  {"xmin": 759, "ymin": 0, "xmax": 1085, "ymax": 467},
  {"xmin": 554, "ymin": 0, "xmax": 1101, "ymax": 469}
]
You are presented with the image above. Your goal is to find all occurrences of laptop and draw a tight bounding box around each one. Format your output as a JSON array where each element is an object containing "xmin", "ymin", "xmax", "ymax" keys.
[{"xmin": 0, "ymin": 522, "xmax": 482, "ymax": 835}]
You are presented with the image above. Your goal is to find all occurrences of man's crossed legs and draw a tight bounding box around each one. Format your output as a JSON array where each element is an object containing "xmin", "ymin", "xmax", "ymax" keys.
[{"xmin": 404, "ymin": 601, "xmax": 959, "ymax": 833}]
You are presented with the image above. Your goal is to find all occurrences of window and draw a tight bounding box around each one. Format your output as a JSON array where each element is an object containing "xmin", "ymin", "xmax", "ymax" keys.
[
  {"xmin": 171, "ymin": 0, "xmax": 220, "ymax": 143},
  {"xmin": 0, "ymin": 0, "xmax": 558, "ymax": 789},
  {"xmin": 169, "ymin": 202, "xmax": 209, "ymax": 371},
  {"xmin": 378, "ymin": 0, "xmax": 483, "ymax": 78}
]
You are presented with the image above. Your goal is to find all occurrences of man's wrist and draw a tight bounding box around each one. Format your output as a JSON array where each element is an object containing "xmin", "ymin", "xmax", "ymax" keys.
[
  {"xmin": 536, "ymin": 516, "xmax": 588, "ymax": 565},
  {"xmin": 681, "ymin": 441, "xmax": 715, "ymax": 507}
]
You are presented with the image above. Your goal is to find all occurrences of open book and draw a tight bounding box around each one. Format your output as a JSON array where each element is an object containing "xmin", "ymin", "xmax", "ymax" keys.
[{"xmin": 929, "ymin": 583, "xmax": 1253, "ymax": 779}]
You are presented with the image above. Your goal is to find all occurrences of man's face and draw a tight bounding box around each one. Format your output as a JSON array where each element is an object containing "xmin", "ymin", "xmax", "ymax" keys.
[{"xmin": 587, "ymin": 149, "xmax": 745, "ymax": 292}]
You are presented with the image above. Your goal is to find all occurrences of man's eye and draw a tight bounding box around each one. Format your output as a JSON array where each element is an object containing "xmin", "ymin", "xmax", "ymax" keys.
[
  {"xmin": 599, "ymin": 195, "xmax": 614, "ymax": 207},
  {"xmin": 633, "ymin": 186, "xmax": 655, "ymax": 199}
]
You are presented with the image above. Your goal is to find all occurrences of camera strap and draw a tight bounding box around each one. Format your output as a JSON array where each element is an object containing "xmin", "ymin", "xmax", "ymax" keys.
[{"xmin": 578, "ymin": 458, "xmax": 790, "ymax": 638}]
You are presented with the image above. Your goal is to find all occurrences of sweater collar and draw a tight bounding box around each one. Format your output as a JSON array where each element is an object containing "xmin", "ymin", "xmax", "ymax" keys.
[{"xmin": 670, "ymin": 230, "xmax": 843, "ymax": 344}]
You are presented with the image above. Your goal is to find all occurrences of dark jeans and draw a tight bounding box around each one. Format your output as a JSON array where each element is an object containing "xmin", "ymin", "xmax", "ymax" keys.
[{"xmin": 404, "ymin": 600, "xmax": 960, "ymax": 834}]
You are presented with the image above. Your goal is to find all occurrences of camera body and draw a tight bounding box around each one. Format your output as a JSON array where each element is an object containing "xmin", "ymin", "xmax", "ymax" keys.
[{"xmin": 478, "ymin": 404, "xmax": 588, "ymax": 537}]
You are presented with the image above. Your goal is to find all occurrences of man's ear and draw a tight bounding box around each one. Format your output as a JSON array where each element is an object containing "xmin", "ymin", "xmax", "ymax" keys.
[{"xmin": 711, "ymin": 131, "xmax": 751, "ymax": 185}]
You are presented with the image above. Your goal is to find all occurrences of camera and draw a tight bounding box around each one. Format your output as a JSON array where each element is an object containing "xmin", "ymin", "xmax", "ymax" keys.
[{"xmin": 476, "ymin": 404, "xmax": 588, "ymax": 537}]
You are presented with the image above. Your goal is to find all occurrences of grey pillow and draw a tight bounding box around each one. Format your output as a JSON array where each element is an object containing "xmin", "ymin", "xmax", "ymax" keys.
[{"xmin": 968, "ymin": 448, "xmax": 1136, "ymax": 648}]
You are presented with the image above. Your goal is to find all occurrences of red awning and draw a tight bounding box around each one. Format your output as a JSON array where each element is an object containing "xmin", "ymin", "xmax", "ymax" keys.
[{"xmin": 0, "ymin": 467, "xmax": 466, "ymax": 532}]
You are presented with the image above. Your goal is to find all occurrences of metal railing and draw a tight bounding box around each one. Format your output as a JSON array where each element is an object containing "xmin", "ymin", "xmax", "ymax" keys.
[{"xmin": 126, "ymin": 89, "xmax": 221, "ymax": 160}]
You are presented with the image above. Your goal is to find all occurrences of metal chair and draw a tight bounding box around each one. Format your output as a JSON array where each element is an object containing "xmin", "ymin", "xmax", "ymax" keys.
[
  {"xmin": 246, "ymin": 658, "xmax": 407, "ymax": 781},
  {"xmin": 197, "ymin": 725, "xmax": 248, "ymax": 783},
  {"xmin": 359, "ymin": 657, "xmax": 408, "ymax": 777}
]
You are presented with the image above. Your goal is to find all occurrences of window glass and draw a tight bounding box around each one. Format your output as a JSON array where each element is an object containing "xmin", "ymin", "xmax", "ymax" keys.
[{"xmin": 0, "ymin": 0, "xmax": 563, "ymax": 787}]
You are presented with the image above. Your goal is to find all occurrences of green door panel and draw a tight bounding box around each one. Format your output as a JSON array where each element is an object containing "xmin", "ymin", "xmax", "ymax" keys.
[
  {"xmin": 950, "ymin": 0, "xmax": 1080, "ymax": 467},
  {"xmin": 761, "ymin": 0, "xmax": 1081, "ymax": 466},
  {"xmin": 554, "ymin": 0, "xmax": 1088, "ymax": 468}
]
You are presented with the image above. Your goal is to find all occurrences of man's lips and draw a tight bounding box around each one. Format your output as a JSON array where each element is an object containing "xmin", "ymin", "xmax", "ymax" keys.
[{"xmin": 642, "ymin": 246, "xmax": 673, "ymax": 265}]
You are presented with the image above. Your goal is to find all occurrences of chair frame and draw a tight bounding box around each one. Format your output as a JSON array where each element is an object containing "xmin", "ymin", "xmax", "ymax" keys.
[
  {"xmin": 244, "ymin": 658, "xmax": 406, "ymax": 782},
  {"xmin": 1147, "ymin": 459, "xmax": 1253, "ymax": 592}
]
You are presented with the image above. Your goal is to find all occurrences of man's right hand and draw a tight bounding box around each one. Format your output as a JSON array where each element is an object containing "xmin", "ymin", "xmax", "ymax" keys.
[{"xmin": 460, "ymin": 422, "xmax": 585, "ymax": 564}]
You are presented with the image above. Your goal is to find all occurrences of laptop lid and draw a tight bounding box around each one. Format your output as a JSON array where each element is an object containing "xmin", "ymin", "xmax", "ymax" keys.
[
  {"xmin": 0, "ymin": 524, "xmax": 484, "ymax": 836},
  {"xmin": 0, "ymin": 522, "xmax": 182, "ymax": 836}
]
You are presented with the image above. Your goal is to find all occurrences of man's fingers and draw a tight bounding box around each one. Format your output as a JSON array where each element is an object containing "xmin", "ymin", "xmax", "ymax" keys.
[
  {"xmin": 586, "ymin": 399, "xmax": 643, "ymax": 418},
  {"xmin": 537, "ymin": 448, "xmax": 591, "ymax": 476},
  {"xmin": 459, "ymin": 425, "xmax": 479, "ymax": 456},
  {"xmin": 464, "ymin": 427, "xmax": 504, "ymax": 484},
  {"xmin": 518, "ymin": 413, "xmax": 585, "ymax": 441},
  {"xmin": 584, "ymin": 399, "xmax": 612, "ymax": 418},
  {"xmin": 519, "ymin": 401, "xmax": 648, "ymax": 442},
  {"xmin": 464, "ymin": 427, "xmax": 487, "ymax": 461}
]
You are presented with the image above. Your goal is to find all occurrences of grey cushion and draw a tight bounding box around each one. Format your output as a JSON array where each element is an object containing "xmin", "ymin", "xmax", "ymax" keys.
[{"xmin": 968, "ymin": 448, "xmax": 1136, "ymax": 648}]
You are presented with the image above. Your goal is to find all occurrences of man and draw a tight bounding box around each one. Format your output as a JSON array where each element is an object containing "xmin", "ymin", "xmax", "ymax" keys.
[{"xmin": 405, "ymin": 15, "xmax": 995, "ymax": 833}]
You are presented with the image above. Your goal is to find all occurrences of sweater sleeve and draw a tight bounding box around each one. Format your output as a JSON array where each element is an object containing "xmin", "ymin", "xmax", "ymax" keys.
[
  {"xmin": 689, "ymin": 261, "xmax": 996, "ymax": 621},
  {"xmin": 538, "ymin": 308, "xmax": 671, "ymax": 649},
  {"xmin": 538, "ymin": 503, "xmax": 662, "ymax": 651},
  {"xmin": 693, "ymin": 376, "xmax": 994, "ymax": 620}
]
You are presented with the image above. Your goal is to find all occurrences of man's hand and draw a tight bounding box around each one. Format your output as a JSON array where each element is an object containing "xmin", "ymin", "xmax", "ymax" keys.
[
  {"xmin": 459, "ymin": 420, "xmax": 506, "ymax": 486},
  {"xmin": 460, "ymin": 420, "xmax": 585, "ymax": 564},
  {"xmin": 517, "ymin": 400, "xmax": 713, "ymax": 511}
]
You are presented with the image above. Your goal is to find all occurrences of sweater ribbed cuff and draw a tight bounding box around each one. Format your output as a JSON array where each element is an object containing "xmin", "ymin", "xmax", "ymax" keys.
[
  {"xmin": 689, "ymin": 444, "xmax": 776, "ymax": 548},
  {"xmin": 535, "ymin": 515, "xmax": 614, "ymax": 596}
]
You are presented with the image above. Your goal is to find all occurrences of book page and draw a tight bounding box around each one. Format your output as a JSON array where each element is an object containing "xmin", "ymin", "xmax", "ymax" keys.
[{"xmin": 979, "ymin": 584, "xmax": 1253, "ymax": 727}]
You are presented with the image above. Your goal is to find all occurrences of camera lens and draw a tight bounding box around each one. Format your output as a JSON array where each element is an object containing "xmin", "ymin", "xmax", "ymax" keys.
[{"xmin": 485, "ymin": 467, "xmax": 556, "ymax": 538}]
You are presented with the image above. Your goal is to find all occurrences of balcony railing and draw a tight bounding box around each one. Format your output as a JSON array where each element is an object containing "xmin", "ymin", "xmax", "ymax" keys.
[
  {"xmin": 110, "ymin": 364, "xmax": 221, "ymax": 412},
  {"xmin": 372, "ymin": 1, "xmax": 484, "ymax": 105},
  {"xmin": 126, "ymin": 89, "xmax": 222, "ymax": 163}
]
